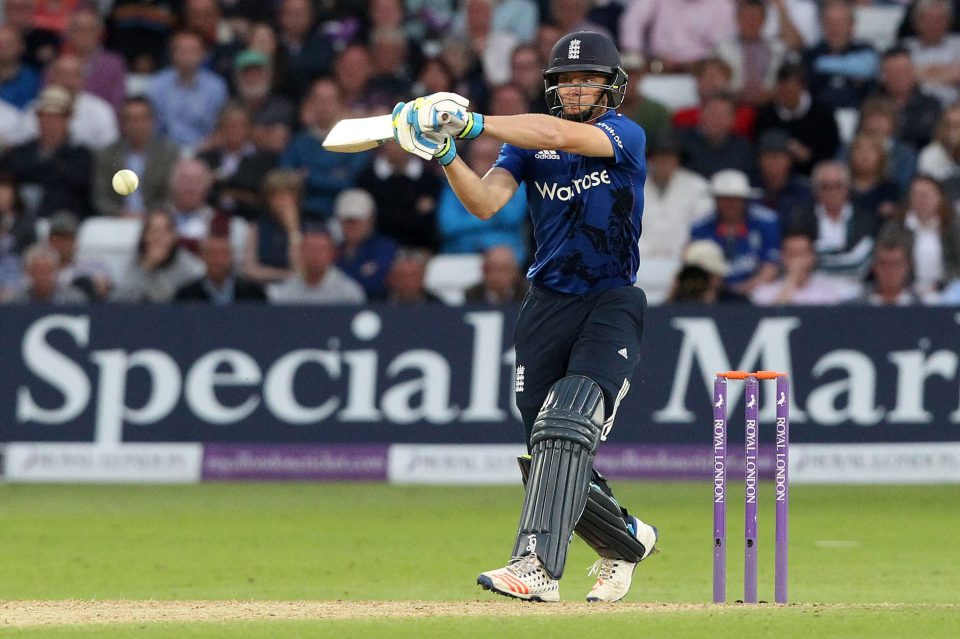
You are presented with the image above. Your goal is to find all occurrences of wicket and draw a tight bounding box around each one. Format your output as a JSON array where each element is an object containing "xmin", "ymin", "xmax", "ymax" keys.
[{"xmin": 712, "ymin": 370, "xmax": 790, "ymax": 604}]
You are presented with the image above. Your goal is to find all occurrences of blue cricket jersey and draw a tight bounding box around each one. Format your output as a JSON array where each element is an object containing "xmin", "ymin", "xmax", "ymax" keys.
[{"xmin": 493, "ymin": 111, "xmax": 646, "ymax": 295}]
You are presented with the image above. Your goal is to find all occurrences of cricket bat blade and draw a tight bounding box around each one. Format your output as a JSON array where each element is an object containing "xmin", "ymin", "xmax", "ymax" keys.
[{"xmin": 322, "ymin": 112, "xmax": 464, "ymax": 153}]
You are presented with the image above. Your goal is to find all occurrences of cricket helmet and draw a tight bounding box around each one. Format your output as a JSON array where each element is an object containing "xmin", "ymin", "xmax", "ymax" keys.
[{"xmin": 543, "ymin": 31, "xmax": 628, "ymax": 121}]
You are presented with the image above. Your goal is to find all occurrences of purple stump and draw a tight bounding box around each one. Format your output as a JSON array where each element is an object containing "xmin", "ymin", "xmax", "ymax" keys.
[
  {"xmin": 744, "ymin": 376, "xmax": 759, "ymax": 603},
  {"xmin": 775, "ymin": 375, "xmax": 790, "ymax": 604},
  {"xmin": 712, "ymin": 376, "xmax": 727, "ymax": 603}
]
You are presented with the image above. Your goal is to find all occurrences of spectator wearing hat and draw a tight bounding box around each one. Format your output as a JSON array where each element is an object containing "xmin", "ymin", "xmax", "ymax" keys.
[
  {"xmin": 243, "ymin": 169, "xmax": 304, "ymax": 285},
  {"xmin": 233, "ymin": 49, "xmax": 295, "ymax": 130},
  {"xmin": 47, "ymin": 210, "xmax": 113, "ymax": 301},
  {"xmin": 437, "ymin": 136, "xmax": 528, "ymax": 263},
  {"xmin": 802, "ymin": 0, "xmax": 879, "ymax": 111},
  {"xmin": 790, "ymin": 160, "xmax": 880, "ymax": 281},
  {"xmin": 0, "ymin": 85, "xmax": 93, "ymax": 218},
  {"xmin": 147, "ymin": 30, "xmax": 229, "ymax": 150},
  {"xmin": 751, "ymin": 228, "xmax": 861, "ymax": 306},
  {"xmin": 198, "ymin": 102, "xmax": 277, "ymax": 220},
  {"xmin": 637, "ymin": 133, "xmax": 712, "ymax": 295},
  {"xmin": 268, "ymin": 228, "xmax": 366, "ymax": 305},
  {"xmin": 64, "ymin": 8, "xmax": 128, "ymax": 114},
  {"xmin": 0, "ymin": 25, "xmax": 40, "ymax": 109},
  {"xmin": 93, "ymin": 96, "xmax": 180, "ymax": 217},
  {"xmin": 22, "ymin": 54, "xmax": 119, "ymax": 150},
  {"xmin": 714, "ymin": 0, "xmax": 788, "ymax": 107},
  {"xmin": 667, "ymin": 240, "xmax": 743, "ymax": 304},
  {"xmin": 755, "ymin": 129, "xmax": 813, "ymax": 231},
  {"xmin": 690, "ymin": 169, "xmax": 781, "ymax": 295},
  {"xmin": 334, "ymin": 188, "xmax": 397, "ymax": 300},
  {"xmin": 755, "ymin": 63, "xmax": 840, "ymax": 176},
  {"xmin": 280, "ymin": 78, "xmax": 371, "ymax": 220},
  {"xmin": 464, "ymin": 244, "xmax": 529, "ymax": 304},
  {"xmin": 6, "ymin": 242, "xmax": 88, "ymax": 305},
  {"xmin": 175, "ymin": 233, "xmax": 266, "ymax": 304},
  {"xmin": 678, "ymin": 92, "xmax": 755, "ymax": 179}
]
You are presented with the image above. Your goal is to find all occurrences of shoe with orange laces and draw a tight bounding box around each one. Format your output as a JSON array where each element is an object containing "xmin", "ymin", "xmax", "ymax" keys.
[{"xmin": 477, "ymin": 553, "xmax": 560, "ymax": 602}]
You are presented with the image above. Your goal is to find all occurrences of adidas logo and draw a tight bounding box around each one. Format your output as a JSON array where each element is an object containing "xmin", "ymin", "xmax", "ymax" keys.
[
  {"xmin": 534, "ymin": 149, "xmax": 561, "ymax": 160},
  {"xmin": 618, "ymin": 348, "xmax": 628, "ymax": 360}
]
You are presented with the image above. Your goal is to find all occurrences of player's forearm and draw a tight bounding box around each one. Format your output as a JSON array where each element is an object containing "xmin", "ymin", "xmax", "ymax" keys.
[
  {"xmin": 483, "ymin": 114, "xmax": 573, "ymax": 151},
  {"xmin": 442, "ymin": 157, "xmax": 499, "ymax": 220}
]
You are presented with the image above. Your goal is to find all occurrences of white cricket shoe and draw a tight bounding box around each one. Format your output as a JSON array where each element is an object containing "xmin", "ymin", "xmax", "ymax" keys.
[
  {"xmin": 585, "ymin": 516, "xmax": 658, "ymax": 603},
  {"xmin": 477, "ymin": 553, "xmax": 560, "ymax": 602}
]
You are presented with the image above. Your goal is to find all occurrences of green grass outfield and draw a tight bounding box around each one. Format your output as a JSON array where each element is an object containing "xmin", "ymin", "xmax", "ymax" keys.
[{"xmin": 1, "ymin": 482, "xmax": 958, "ymax": 638}]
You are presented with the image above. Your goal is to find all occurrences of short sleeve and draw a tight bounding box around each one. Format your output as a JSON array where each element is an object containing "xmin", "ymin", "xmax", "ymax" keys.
[
  {"xmin": 492, "ymin": 142, "xmax": 526, "ymax": 184},
  {"xmin": 594, "ymin": 115, "xmax": 645, "ymax": 171}
]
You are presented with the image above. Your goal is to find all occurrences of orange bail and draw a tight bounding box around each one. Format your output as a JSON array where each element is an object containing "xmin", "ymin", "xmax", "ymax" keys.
[
  {"xmin": 754, "ymin": 370, "xmax": 788, "ymax": 380},
  {"xmin": 716, "ymin": 371, "xmax": 750, "ymax": 379}
]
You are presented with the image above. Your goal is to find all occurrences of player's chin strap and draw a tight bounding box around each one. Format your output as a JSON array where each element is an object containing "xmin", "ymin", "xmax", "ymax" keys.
[{"xmin": 512, "ymin": 375, "xmax": 604, "ymax": 579}]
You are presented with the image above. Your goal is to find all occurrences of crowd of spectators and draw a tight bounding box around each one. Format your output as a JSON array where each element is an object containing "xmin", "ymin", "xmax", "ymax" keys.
[{"xmin": 0, "ymin": 0, "xmax": 959, "ymax": 308}]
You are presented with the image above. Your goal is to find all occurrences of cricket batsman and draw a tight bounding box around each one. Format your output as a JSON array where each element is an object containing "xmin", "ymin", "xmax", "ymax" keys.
[{"xmin": 392, "ymin": 31, "xmax": 658, "ymax": 602}]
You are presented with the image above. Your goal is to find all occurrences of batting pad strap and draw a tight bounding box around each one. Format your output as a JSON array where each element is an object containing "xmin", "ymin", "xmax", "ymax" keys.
[
  {"xmin": 575, "ymin": 484, "xmax": 648, "ymax": 562},
  {"xmin": 457, "ymin": 112, "xmax": 484, "ymax": 139}
]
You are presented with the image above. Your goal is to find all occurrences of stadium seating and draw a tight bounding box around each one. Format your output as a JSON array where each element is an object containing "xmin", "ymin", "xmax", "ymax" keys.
[
  {"xmin": 639, "ymin": 74, "xmax": 699, "ymax": 111},
  {"xmin": 854, "ymin": 4, "xmax": 906, "ymax": 52},
  {"xmin": 424, "ymin": 253, "xmax": 484, "ymax": 305}
]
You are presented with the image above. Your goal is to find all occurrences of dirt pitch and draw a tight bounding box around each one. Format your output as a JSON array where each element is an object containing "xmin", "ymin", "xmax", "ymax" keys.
[{"xmin": 1, "ymin": 600, "xmax": 726, "ymax": 627}]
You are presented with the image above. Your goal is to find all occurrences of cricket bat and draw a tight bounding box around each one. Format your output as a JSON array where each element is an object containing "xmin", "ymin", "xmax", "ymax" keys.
[{"xmin": 322, "ymin": 112, "xmax": 461, "ymax": 153}]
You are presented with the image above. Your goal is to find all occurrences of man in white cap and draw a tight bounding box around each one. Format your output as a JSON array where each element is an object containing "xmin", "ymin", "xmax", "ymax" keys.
[
  {"xmin": 333, "ymin": 188, "xmax": 397, "ymax": 300},
  {"xmin": 689, "ymin": 169, "xmax": 781, "ymax": 295}
]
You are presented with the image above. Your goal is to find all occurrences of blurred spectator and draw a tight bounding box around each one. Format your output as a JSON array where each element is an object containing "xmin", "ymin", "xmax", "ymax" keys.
[
  {"xmin": 198, "ymin": 103, "xmax": 277, "ymax": 220},
  {"xmin": 243, "ymin": 168, "xmax": 304, "ymax": 284},
  {"xmin": 897, "ymin": 0, "xmax": 960, "ymax": 38},
  {"xmin": 93, "ymin": 97, "xmax": 180, "ymax": 218},
  {"xmin": 465, "ymin": 245, "xmax": 528, "ymax": 303},
  {"xmin": 619, "ymin": 71, "xmax": 672, "ymax": 144},
  {"xmin": 671, "ymin": 58, "xmax": 756, "ymax": 139},
  {"xmin": 280, "ymin": 78, "xmax": 371, "ymax": 220},
  {"xmin": 183, "ymin": 0, "xmax": 244, "ymax": 81},
  {"xmin": 175, "ymin": 233, "xmax": 266, "ymax": 303},
  {"xmin": 855, "ymin": 229, "xmax": 921, "ymax": 305},
  {"xmin": 334, "ymin": 188, "xmax": 397, "ymax": 300},
  {"xmin": 802, "ymin": 0, "xmax": 879, "ymax": 110},
  {"xmin": 549, "ymin": 0, "xmax": 610, "ymax": 39},
  {"xmin": 751, "ymin": 229, "xmax": 862, "ymax": 305},
  {"xmin": 275, "ymin": 0, "xmax": 336, "ymax": 101},
  {"xmin": 368, "ymin": 27, "xmax": 414, "ymax": 104},
  {"xmin": 233, "ymin": 49, "xmax": 295, "ymax": 131},
  {"xmin": 847, "ymin": 132, "xmax": 901, "ymax": 220},
  {"xmin": 0, "ymin": 172, "xmax": 37, "ymax": 254},
  {"xmin": 0, "ymin": 86, "xmax": 93, "ymax": 217},
  {"xmin": 755, "ymin": 63, "xmax": 841, "ymax": 175},
  {"xmin": 147, "ymin": 30, "xmax": 229, "ymax": 149},
  {"xmin": 494, "ymin": 0, "xmax": 540, "ymax": 44},
  {"xmin": 762, "ymin": 0, "xmax": 821, "ymax": 52},
  {"xmin": 667, "ymin": 240, "xmax": 743, "ymax": 304},
  {"xmin": 412, "ymin": 56, "xmax": 456, "ymax": 98},
  {"xmin": 105, "ymin": 0, "xmax": 179, "ymax": 73},
  {"xmin": 23, "ymin": 54, "xmax": 119, "ymax": 150},
  {"xmin": 64, "ymin": 8, "xmax": 127, "ymax": 114},
  {"xmin": 385, "ymin": 249, "xmax": 444, "ymax": 304},
  {"xmin": 755, "ymin": 129, "xmax": 814, "ymax": 232},
  {"xmin": 7, "ymin": 242, "xmax": 88, "ymax": 304},
  {"xmin": 690, "ymin": 169, "xmax": 781, "ymax": 295},
  {"xmin": 333, "ymin": 44, "xmax": 383, "ymax": 116},
  {"xmin": 510, "ymin": 44, "xmax": 549, "ymax": 114},
  {"xmin": 791, "ymin": 160, "xmax": 880, "ymax": 280},
  {"xmin": 918, "ymin": 104, "xmax": 960, "ymax": 182},
  {"xmin": 882, "ymin": 174, "xmax": 960, "ymax": 299},
  {"xmin": 168, "ymin": 158, "xmax": 219, "ymax": 252},
  {"xmin": 268, "ymin": 228, "xmax": 366, "ymax": 305},
  {"xmin": 113, "ymin": 210, "xmax": 206, "ymax": 303},
  {"xmin": 4, "ymin": 0, "xmax": 60, "ymax": 69},
  {"xmin": 439, "ymin": 34, "xmax": 491, "ymax": 109},
  {"xmin": 714, "ymin": 0, "xmax": 788, "ymax": 107},
  {"xmin": 875, "ymin": 46, "xmax": 942, "ymax": 151},
  {"xmin": 46, "ymin": 210, "xmax": 112, "ymax": 302},
  {"xmin": 618, "ymin": 0, "xmax": 736, "ymax": 73},
  {"xmin": 0, "ymin": 97, "xmax": 26, "ymax": 149},
  {"xmin": 438, "ymin": 136, "xmax": 528, "ymax": 263},
  {"xmin": 356, "ymin": 138, "xmax": 441, "ymax": 251},
  {"xmin": 456, "ymin": 0, "xmax": 519, "ymax": 87},
  {"xmin": 0, "ymin": 25, "xmax": 40, "ymax": 109},
  {"xmin": 854, "ymin": 96, "xmax": 918, "ymax": 192},
  {"xmin": 678, "ymin": 93, "xmax": 755, "ymax": 178},
  {"xmin": 639, "ymin": 133, "xmax": 713, "ymax": 276},
  {"xmin": 535, "ymin": 24, "xmax": 563, "ymax": 69},
  {"xmin": 489, "ymin": 83, "xmax": 529, "ymax": 116},
  {"xmin": 902, "ymin": 0, "xmax": 960, "ymax": 107}
]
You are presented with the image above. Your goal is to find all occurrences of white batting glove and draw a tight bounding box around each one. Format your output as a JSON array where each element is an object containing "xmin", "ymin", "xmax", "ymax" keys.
[
  {"xmin": 412, "ymin": 92, "xmax": 485, "ymax": 140},
  {"xmin": 392, "ymin": 101, "xmax": 458, "ymax": 165}
]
